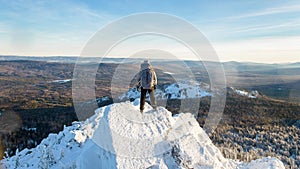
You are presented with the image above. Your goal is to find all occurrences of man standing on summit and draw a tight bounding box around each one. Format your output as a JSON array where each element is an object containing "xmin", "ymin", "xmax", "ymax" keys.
[{"xmin": 137, "ymin": 60, "xmax": 157, "ymax": 113}]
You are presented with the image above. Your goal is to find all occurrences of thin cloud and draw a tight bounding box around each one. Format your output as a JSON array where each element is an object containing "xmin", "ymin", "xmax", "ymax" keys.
[
  {"xmin": 0, "ymin": 0, "xmax": 116, "ymax": 56},
  {"xmin": 229, "ymin": 4, "xmax": 300, "ymax": 19},
  {"xmin": 233, "ymin": 20, "xmax": 300, "ymax": 33},
  {"xmin": 1, "ymin": 1, "xmax": 114, "ymax": 24},
  {"xmin": 72, "ymin": 6, "xmax": 113, "ymax": 21}
]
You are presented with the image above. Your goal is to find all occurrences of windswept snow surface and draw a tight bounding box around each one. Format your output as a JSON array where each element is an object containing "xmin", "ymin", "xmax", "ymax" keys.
[
  {"xmin": 236, "ymin": 158, "xmax": 286, "ymax": 169},
  {"xmin": 1, "ymin": 102, "xmax": 284, "ymax": 169},
  {"xmin": 119, "ymin": 81, "xmax": 211, "ymax": 101}
]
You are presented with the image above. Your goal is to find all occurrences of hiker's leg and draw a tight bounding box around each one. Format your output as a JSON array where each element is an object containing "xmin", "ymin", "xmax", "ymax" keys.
[
  {"xmin": 149, "ymin": 89, "xmax": 157, "ymax": 110},
  {"xmin": 140, "ymin": 88, "xmax": 147, "ymax": 112}
]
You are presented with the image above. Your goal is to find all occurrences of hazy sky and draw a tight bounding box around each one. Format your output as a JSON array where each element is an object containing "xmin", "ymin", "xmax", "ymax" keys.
[{"xmin": 0, "ymin": 0, "xmax": 300, "ymax": 63}]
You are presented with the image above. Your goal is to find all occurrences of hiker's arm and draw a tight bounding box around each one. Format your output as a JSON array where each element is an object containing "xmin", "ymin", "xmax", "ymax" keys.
[
  {"xmin": 153, "ymin": 70, "xmax": 157, "ymax": 85},
  {"xmin": 136, "ymin": 71, "xmax": 141, "ymax": 86}
]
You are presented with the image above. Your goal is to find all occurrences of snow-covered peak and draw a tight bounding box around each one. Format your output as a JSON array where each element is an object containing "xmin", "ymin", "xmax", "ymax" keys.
[
  {"xmin": 230, "ymin": 87, "xmax": 260, "ymax": 98},
  {"xmin": 1, "ymin": 102, "xmax": 284, "ymax": 169},
  {"xmin": 119, "ymin": 81, "xmax": 211, "ymax": 101}
]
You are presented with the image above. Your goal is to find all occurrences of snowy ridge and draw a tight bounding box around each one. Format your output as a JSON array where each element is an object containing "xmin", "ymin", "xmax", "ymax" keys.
[
  {"xmin": 119, "ymin": 81, "xmax": 211, "ymax": 101},
  {"xmin": 230, "ymin": 87, "xmax": 260, "ymax": 99},
  {"xmin": 51, "ymin": 79, "xmax": 72, "ymax": 84},
  {"xmin": 1, "ymin": 102, "xmax": 284, "ymax": 169}
]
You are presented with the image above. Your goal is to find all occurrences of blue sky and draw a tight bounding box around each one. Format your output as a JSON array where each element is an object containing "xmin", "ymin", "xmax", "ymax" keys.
[{"xmin": 0, "ymin": 0, "xmax": 300, "ymax": 63}]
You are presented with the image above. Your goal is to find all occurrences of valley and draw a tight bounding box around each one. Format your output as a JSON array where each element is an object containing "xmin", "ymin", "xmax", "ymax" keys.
[{"xmin": 0, "ymin": 58, "xmax": 299, "ymax": 168}]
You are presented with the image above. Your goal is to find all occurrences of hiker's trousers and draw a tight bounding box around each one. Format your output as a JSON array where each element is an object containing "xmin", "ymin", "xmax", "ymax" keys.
[{"xmin": 140, "ymin": 88, "xmax": 157, "ymax": 111}]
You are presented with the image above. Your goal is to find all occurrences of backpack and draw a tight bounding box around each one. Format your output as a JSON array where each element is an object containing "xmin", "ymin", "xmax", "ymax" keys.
[{"xmin": 141, "ymin": 68, "xmax": 153, "ymax": 89}]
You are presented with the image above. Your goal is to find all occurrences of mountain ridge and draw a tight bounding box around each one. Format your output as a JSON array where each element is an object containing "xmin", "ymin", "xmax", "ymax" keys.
[{"xmin": 1, "ymin": 101, "xmax": 285, "ymax": 169}]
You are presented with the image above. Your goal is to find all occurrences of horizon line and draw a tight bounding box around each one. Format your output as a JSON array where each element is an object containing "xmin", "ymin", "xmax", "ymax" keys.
[{"xmin": 0, "ymin": 54, "xmax": 299, "ymax": 65}]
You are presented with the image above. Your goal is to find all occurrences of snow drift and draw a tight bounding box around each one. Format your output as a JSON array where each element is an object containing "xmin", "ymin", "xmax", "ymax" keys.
[{"xmin": 1, "ymin": 101, "xmax": 284, "ymax": 169}]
